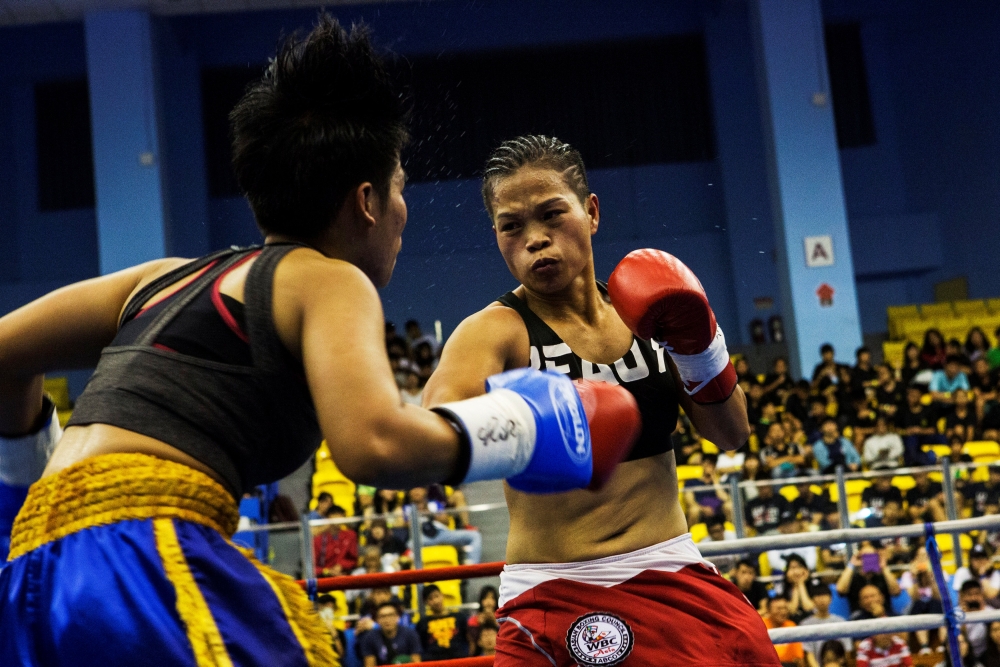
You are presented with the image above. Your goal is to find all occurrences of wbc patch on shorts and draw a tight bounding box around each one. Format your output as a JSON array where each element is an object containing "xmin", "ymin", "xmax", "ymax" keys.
[{"xmin": 565, "ymin": 612, "xmax": 634, "ymax": 666}]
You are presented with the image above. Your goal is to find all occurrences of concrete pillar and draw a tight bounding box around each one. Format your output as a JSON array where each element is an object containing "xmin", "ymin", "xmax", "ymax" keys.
[
  {"xmin": 751, "ymin": 0, "xmax": 864, "ymax": 377},
  {"xmin": 705, "ymin": 1, "xmax": 782, "ymax": 347},
  {"xmin": 85, "ymin": 10, "xmax": 167, "ymax": 274}
]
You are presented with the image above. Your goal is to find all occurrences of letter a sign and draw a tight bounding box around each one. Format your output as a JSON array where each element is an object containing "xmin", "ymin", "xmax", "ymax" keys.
[{"xmin": 804, "ymin": 235, "xmax": 834, "ymax": 268}]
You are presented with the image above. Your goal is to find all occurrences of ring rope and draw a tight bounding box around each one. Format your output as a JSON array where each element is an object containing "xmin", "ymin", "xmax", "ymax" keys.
[
  {"xmin": 925, "ymin": 522, "xmax": 964, "ymax": 667},
  {"xmin": 298, "ymin": 562, "xmax": 505, "ymax": 593}
]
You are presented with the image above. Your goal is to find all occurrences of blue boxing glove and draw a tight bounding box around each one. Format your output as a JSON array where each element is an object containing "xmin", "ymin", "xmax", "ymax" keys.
[{"xmin": 433, "ymin": 369, "xmax": 639, "ymax": 494}]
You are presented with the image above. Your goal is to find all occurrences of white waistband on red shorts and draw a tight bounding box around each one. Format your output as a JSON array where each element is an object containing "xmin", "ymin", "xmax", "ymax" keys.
[{"xmin": 498, "ymin": 532, "xmax": 714, "ymax": 608}]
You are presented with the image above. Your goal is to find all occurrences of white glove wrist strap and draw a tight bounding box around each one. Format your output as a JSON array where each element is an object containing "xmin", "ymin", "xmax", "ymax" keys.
[
  {"xmin": 433, "ymin": 389, "xmax": 537, "ymax": 484},
  {"xmin": 0, "ymin": 400, "xmax": 62, "ymax": 486},
  {"xmin": 661, "ymin": 326, "xmax": 731, "ymax": 396}
]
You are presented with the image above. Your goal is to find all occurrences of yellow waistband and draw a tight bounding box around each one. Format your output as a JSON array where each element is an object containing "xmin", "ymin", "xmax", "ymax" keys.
[{"xmin": 8, "ymin": 453, "xmax": 240, "ymax": 561}]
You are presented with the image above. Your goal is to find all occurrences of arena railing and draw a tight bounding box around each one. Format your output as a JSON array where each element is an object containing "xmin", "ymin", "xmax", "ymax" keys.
[
  {"xmin": 298, "ymin": 515, "xmax": 1000, "ymax": 667},
  {"xmin": 685, "ymin": 458, "xmax": 988, "ymax": 564}
]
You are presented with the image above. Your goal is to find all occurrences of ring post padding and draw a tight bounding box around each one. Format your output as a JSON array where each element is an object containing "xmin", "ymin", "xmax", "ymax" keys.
[{"xmin": 925, "ymin": 522, "xmax": 963, "ymax": 667}]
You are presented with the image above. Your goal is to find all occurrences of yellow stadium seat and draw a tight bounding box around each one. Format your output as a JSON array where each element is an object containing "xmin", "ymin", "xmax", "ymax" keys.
[
  {"xmin": 929, "ymin": 471, "xmax": 943, "ymax": 483},
  {"xmin": 988, "ymin": 298, "xmax": 1000, "ymax": 314},
  {"xmin": 43, "ymin": 377, "xmax": 71, "ymax": 411},
  {"xmin": 966, "ymin": 442, "xmax": 1000, "ymax": 458},
  {"xmin": 892, "ymin": 476, "xmax": 916, "ymax": 491},
  {"xmin": 421, "ymin": 545, "xmax": 463, "ymax": 607},
  {"xmin": 758, "ymin": 552, "xmax": 771, "ymax": 578},
  {"xmin": 315, "ymin": 441, "xmax": 335, "ymax": 472},
  {"xmin": 887, "ymin": 305, "xmax": 919, "ymax": 339},
  {"xmin": 921, "ymin": 302, "xmax": 955, "ymax": 319},
  {"xmin": 955, "ymin": 300, "xmax": 988, "ymax": 317},
  {"xmin": 901, "ymin": 319, "xmax": 932, "ymax": 345},
  {"xmin": 846, "ymin": 480, "xmax": 871, "ymax": 495},
  {"xmin": 920, "ymin": 394, "xmax": 934, "ymax": 406},
  {"xmin": 933, "ymin": 534, "xmax": 974, "ymax": 575},
  {"xmin": 690, "ymin": 522, "xmax": 708, "ymax": 543},
  {"xmin": 701, "ymin": 439, "xmax": 719, "ymax": 455},
  {"xmin": 970, "ymin": 466, "xmax": 990, "ymax": 482},
  {"xmin": 882, "ymin": 341, "xmax": 907, "ymax": 369},
  {"xmin": 677, "ymin": 465, "xmax": 703, "ymax": 482},
  {"xmin": 779, "ymin": 486, "xmax": 799, "ymax": 503},
  {"xmin": 847, "ymin": 494, "xmax": 865, "ymax": 514},
  {"xmin": 330, "ymin": 591, "xmax": 350, "ymax": 631}
]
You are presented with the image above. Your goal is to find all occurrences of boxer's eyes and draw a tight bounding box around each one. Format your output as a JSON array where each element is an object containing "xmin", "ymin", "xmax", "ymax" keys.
[
  {"xmin": 543, "ymin": 209, "xmax": 564, "ymax": 221},
  {"xmin": 499, "ymin": 221, "xmax": 522, "ymax": 233}
]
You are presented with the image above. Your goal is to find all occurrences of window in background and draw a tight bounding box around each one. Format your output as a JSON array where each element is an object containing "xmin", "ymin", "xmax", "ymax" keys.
[
  {"xmin": 199, "ymin": 34, "xmax": 717, "ymax": 194},
  {"xmin": 35, "ymin": 79, "xmax": 95, "ymax": 211},
  {"xmin": 825, "ymin": 22, "xmax": 877, "ymax": 148}
]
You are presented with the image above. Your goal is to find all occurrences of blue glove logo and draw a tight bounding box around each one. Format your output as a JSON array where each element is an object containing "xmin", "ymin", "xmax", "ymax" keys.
[{"xmin": 549, "ymin": 379, "xmax": 590, "ymax": 465}]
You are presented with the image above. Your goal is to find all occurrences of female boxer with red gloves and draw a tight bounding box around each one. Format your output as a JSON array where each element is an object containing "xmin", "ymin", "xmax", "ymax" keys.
[{"xmin": 424, "ymin": 135, "xmax": 780, "ymax": 666}]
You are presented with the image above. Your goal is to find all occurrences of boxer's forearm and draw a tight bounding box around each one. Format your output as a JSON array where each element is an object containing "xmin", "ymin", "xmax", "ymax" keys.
[
  {"xmin": 683, "ymin": 388, "xmax": 749, "ymax": 451},
  {"xmin": 667, "ymin": 356, "xmax": 749, "ymax": 450}
]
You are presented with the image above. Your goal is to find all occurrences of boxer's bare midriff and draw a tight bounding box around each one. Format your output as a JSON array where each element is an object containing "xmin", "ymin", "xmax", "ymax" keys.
[
  {"xmin": 504, "ymin": 450, "xmax": 689, "ymax": 564},
  {"xmin": 44, "ymin": 424, "xmax": 232, "ymax": 491}
]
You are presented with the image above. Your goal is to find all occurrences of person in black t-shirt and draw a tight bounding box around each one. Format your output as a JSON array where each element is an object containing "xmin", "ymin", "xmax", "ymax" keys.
[
  {"xmin": 875, "ymin": 364, "xmax": 904, "ymax": 420},
  {"xmin": 904, "ymin": 471, "xmax": 946, "ymax": 522},
  {"xmin": 897, "ymin": 385, "xmax": 942, "ymax": 465},
  {"xmin": 784, "ymin": 380, "xmax": 812, "ymax": 425},
  {"xmin": 812, "ymin": 343, "xmax": 842, "ymax": 388},
  {"xmin": 861, "ymin": 476, "xmax": 903, "ymax": 523},
  {"xmin": 851, "ymin": 347, "xmax": 880, "ymax": 398},
  {"xmin": 791, "ymin": 482, "xmax": 833, "ymax": 527},
  {"xmin": 415, "ymin": 585, "xmax": 469, "ymax": 661},
  {"xmin": 945, "ymin": 389, "xmax": 978, "ymax": 440},
  {"xmin": 745, "ymin": 483, "xmax": 792, "ymax": 535},
  {"xmin": 730, "ymin": 558, "xmax": 771, "ymax": 614},
  {"xmin": 761, "ymin": 357, "xmax": 795, "ymax": 403},
  {"xmin": 947, "ymin": 434, "xmax": 975, "ymax": 467},
  {"xmin": 683, "ymin": 454, "xmax": 730, "ymax": 526},
  {"xmin": 962, "ymin": 465, "xmax": 1000, "ymax": 517}
]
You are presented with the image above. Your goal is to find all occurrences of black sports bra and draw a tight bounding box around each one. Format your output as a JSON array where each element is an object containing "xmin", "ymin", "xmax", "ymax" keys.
[
  {"xmin": 497, "ymin": 285, "xmax": 680, "ymax": 461},
  {"xmin": 67, "ymin": 244, "xmax": 322, "ymax": 495}
]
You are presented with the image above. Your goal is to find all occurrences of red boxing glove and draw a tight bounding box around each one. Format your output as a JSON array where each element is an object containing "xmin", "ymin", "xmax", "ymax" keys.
[
  {"xmin": 573, "ymin": 379, "xmax": 641, "ymax": 490},
  {"xmin": 573, "ymin": 380, "xmax": 642, "ymax": 491},
  {"xmin": 608, "ymin": 249, "xmax": 737, "ymax": 404}
]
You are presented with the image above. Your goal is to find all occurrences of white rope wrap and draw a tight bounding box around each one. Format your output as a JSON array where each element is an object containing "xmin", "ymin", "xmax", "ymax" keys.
[
  {"xmin": 768, "ymin": 609, "xmax": 1000, "ymax": 645},
  {"xmin": 660, "ymin": 325, "xmax": 730, "ymax": 395},
  {"xmin": 0, "ymin": 407, "xmax": 62, "ymax": 487},
  {"xmin": 434, "ymin": 389, "xmax": 537, "ymax": 484}
]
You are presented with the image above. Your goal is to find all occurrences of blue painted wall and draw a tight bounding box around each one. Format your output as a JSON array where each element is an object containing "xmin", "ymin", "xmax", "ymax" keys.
[{"xmin": 4, "ymin": 0, "xmax": 1000, "ymax": 395}]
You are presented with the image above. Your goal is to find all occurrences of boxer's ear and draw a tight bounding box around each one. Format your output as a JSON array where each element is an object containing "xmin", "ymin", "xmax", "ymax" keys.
[
  {"xmin": 353, "ymin": 182, "xmax": 378, "ymax": 228},
  {"xmin": 586, "ymin": 193, "xmax": 600, "ymax": 236}
]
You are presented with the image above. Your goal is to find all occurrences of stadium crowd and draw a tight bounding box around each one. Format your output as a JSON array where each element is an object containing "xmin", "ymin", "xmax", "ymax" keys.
[{"xmin": 300, "ymin": 320, "xmax": 1000, "ymax": 665}]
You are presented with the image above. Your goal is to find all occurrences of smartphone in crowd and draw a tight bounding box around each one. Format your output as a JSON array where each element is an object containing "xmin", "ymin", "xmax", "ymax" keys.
[{"xmin": 861, "ymin": 553, "xmax": 881, "ymax": 574}]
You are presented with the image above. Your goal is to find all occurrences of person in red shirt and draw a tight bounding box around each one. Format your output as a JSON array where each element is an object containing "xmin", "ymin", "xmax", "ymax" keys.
[
  {"xmin": 313, "ymin": 505, "xmax": 358, "ymax": 577},
  {"xmin": 855, "ymin": 605, "xmax": 912, "ymax": 667}
]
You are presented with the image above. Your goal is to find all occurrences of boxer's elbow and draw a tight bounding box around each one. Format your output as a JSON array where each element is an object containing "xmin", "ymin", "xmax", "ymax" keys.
[{"xmin": 715, "ymin": 421, "xmax": 752, "ymax": 452}]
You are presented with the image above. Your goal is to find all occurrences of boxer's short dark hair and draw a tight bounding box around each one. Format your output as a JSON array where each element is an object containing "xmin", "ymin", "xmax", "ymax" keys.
[
  {"xmin": 481, "ymin": 135, "xmax": 589, "ymax": 219},
  {"xmin": 231, "ymin": 13, "xmax": 408, "ymax": 240}
]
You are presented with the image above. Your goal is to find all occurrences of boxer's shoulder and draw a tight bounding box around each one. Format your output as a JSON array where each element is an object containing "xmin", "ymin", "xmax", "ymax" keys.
[{"xmin": 455, "ymin": 303, "xmax": 531, "ymax": 367}]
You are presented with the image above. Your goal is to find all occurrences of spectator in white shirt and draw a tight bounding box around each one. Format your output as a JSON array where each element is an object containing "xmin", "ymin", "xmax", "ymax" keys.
[
  {"xmin": 953, "ymin": 544, "xmax": 1000, "ymax": 599},
  {"xmin": 862, "ymin": 415, "xmax": 904, "ymax": 470}
]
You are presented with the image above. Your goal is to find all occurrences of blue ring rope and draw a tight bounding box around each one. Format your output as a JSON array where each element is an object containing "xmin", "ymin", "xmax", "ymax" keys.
[{"xmin": 925, "ymin": 522, "xmax": 964, "ymax": 667}]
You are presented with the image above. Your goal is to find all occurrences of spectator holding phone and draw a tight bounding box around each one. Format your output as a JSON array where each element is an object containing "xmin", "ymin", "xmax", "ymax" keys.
[
  {"xmin": 906, "ymin": 548, "xmax": 947, "ymax": 654},
  {"xmin": 961, "ymin": 580, "xmax": 994, "ymax": 659},
  {"xmin": 836, "ymin": 541, "xmax": 901, "ymax": 615}
]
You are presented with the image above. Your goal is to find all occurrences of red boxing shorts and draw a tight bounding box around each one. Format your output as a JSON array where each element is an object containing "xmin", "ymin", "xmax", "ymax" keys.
[{"xmin": 495, "ymin": 533, "xmax": 780, "ymax": 666}]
